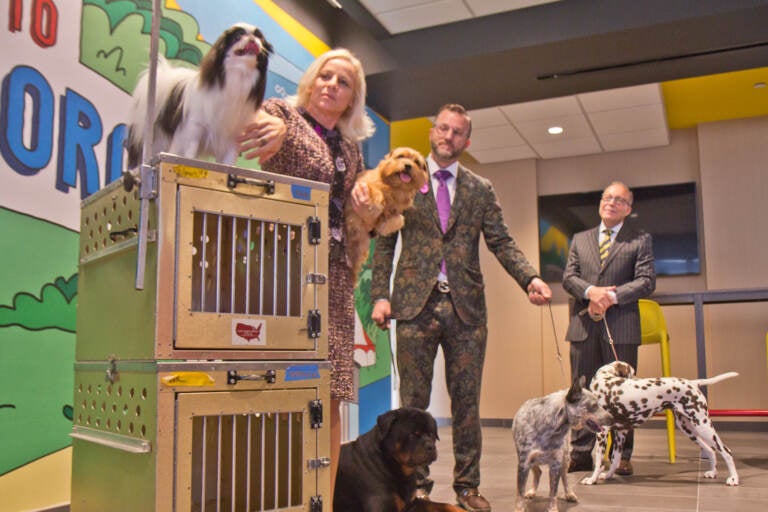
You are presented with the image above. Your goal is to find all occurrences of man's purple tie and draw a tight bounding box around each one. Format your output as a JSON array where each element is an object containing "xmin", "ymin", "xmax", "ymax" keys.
[
  {"xmin": 435, "ymin": 169, "xmax": 451, "ymax": 275},
  {"xmin": 435, "ymin": 169, "xmax": 452, "ymax": 233}
]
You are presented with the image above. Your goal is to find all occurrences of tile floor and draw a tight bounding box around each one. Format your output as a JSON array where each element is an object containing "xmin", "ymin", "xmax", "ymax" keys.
[{"xmin": 427, "ymin": 422, "xmax": 768, "ymax": 511}]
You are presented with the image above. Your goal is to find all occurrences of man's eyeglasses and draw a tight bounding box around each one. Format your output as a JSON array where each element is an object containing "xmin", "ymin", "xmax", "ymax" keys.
[
  {"xmin": 434, "ymin": 124, "xmax": 467, "ymax": 138},
  {"xmin": 601, "ymin": 195, "xmax": 631, "ymax": 207}
]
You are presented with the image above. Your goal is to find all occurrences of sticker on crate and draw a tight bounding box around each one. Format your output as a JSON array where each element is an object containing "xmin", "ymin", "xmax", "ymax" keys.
[
  {"xmin": 285, "ymin": 364, "xmax": 321, "ymax": 381},
  {"xmin": 232, "ymin": 319, "xmax": 267, "ymax": 345}
]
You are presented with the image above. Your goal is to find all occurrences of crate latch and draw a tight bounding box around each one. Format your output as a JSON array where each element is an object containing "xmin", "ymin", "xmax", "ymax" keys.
[
  {"xmin": 105, "ymin": 356, "xmax": 119, "ymax": 384},
  {"xmin": 309, "ymin": 398, "xmax": 323, "ymax": 429},
  {"xmin": 307, "ymin": 457, "xmax": 331, "ymax": 470},
  {"xmin": 226, "ymin": 369, "xmax": 276, "ymax": 385},
  {"xmin": 226, "ymin": 173, "xmax": 275, "ymax": 194},
  {"xmin": 307, "ymin": 216, "xmax": 322, "ymax": 245},
  {"xmin": 310, "ymin": 496, "xmax": 323, "ymax": 512},
  {"xmin": 307, "ymin": 309, "xmax": 322, "ymax": 339},
  {"xmin": 306, "ymin": 273, "xmax": 327, "ymax": 285}
]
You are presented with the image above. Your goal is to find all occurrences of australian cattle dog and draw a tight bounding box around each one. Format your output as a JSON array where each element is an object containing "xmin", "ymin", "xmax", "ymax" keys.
[{"xmin": 512, "ymin": 377, "xmax": 613, "ymax": 512}]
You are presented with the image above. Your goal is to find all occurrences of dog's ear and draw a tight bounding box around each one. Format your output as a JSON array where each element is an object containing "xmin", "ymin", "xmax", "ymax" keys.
[
  {"xmin": 376, "ymin": 409, "xmax": 399, "ymax": 442},
  {"xmin": 566, "ymin": 376, "xmax": 586, "ymax": 403},
  {"xmin": 616, "ymin": 361, "xmax": 633, "ymax": 378}
]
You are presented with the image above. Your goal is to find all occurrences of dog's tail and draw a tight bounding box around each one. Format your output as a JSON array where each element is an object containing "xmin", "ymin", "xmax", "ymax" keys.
[{"xmin": 691, "ymin": 371, "xmax": 738, "ymax": 387}]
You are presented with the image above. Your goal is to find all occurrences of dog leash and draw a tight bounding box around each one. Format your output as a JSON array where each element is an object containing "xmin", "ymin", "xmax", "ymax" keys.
[
  {"xmin": 579, "ymin": 307, "xmax": 621, "ymax": 362},
  {"xmin": 546, "ymin": 302, "xmax": 568, "ymax": 387},
  {"xmin": 602, "ymin": 316, "xmax": 621, "ymax": 362}
]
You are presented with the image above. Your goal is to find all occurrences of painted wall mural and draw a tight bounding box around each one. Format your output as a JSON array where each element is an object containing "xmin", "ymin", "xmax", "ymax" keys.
[{"xmin": 0, "ymin": 1, "xmax": 392, "ymax": 506}]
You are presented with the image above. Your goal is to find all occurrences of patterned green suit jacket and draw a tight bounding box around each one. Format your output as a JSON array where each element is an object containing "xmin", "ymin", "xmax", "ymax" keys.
[{"xmin": 370, "ymin": 164, "xmax": 539, "ymax": 326}]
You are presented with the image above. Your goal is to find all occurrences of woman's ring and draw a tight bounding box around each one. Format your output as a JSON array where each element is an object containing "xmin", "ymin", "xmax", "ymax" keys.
[{"xmin": 259, "ymin": 137, "xmax": 266, "ymax": 147}]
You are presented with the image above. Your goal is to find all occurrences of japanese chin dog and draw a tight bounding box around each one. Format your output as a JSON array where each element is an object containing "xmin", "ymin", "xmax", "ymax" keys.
[
  {"xmin": 126, "ymin": 23, "xmax": 272, "ymax": 168},
  {"xmin": 345, "ymin": 147, "xmax": 429, "ymax": 281}
]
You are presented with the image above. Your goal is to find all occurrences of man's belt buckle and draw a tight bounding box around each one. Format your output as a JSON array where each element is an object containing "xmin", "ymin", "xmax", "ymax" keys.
[{"xmin": 437, "ymin": 281, "xmax": 450, "ymax": 293}]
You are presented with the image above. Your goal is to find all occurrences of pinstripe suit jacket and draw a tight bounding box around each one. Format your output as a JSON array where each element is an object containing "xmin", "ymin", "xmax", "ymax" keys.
[
  {"xmin": 371, "ymin": 164, "xmax": 539, "ymax": 326},
  {"xmin": 562, "ymin": 224, "xmax": 656, "ymax": 344}
]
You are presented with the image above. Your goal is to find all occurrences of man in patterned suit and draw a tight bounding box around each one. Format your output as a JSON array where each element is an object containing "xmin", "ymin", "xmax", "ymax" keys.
[
  {"xmin": 370, "ymin": 104, "xmax": 551, "ymax": 512},
  {"xmin": 562, "ymin": 181, "xmax": 656, "ymax": 476}
]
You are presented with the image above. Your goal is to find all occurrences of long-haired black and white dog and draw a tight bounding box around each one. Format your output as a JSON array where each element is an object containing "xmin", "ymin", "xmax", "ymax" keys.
[{"xmin": 126, "ymin": 23, "xmax": 272, "ymax": 168}]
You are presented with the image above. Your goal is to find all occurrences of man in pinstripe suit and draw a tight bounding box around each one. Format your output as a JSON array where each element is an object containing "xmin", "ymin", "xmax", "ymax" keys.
[{"xmin": 562, "ymin": 181, "xmax": 656, "ymax": 475}]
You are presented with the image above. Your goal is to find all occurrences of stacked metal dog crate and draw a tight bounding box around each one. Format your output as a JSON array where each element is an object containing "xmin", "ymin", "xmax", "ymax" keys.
[{"xmin": 70, "ymin": 154, "xmax": 331, "ymax": 511}]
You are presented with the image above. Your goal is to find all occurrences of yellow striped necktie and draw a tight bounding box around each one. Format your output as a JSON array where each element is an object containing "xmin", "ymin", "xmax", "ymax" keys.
[{"xmin": 599, "ymin": 228, "xmax": 613, "ymax": 266}]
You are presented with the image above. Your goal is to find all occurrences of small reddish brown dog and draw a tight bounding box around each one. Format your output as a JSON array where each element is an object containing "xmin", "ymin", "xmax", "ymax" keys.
[{"xmin": 345, "ymin": 147, "xmax": 428, "ymax": 281}]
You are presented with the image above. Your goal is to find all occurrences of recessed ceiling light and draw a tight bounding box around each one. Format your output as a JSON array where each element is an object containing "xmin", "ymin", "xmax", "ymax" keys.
[
  {"xmin": 754, "ymin": 82, "xmax": 766, "ymax": 89},
  {"xmin": 548, "ymin": 126, "xmax": 564, "ymax": 135}
]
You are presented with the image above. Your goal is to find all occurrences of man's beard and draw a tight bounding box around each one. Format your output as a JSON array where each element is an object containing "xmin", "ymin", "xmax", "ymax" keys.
[{"xmin": 431, "ymin": 140, "xmax": 463, "ymax": 163}]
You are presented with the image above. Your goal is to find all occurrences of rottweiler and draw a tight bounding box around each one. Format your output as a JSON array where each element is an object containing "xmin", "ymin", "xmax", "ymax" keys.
[{"xmin": 333, "ymin": 407, "xmax": 463, "ymax": 512}]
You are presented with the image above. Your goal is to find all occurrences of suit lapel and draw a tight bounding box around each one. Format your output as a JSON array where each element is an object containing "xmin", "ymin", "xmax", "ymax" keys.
[
  {"xmin": 587, "ymin": 226, "xmax": 602, "ymax": 268},
  {"xmin": 601, "ymin": 227, "xmax": 629, "ymax": 270},
  {"xmin": 445, "ymin": 166, "xmax": 466, "ymax": 233},
  {"xmin": 424, "ymin": 177, "xmax": 441, "ymax": 230}
]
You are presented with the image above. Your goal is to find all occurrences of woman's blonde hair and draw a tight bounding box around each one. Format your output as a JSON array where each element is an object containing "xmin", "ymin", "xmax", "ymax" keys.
[{"xmin": 288, "ymin": 48, "xmax": 375, "ymax": 142}]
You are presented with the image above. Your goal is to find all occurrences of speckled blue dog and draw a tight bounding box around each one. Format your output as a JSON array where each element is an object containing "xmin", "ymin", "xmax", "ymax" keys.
[{"xmin": 512, "ymin": 377, "xmax": 612, "ymax": 512}]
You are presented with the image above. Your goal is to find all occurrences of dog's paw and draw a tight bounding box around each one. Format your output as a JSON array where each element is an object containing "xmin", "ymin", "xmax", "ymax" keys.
[
  {"xmin": 599, "ymin": 470, "xmax": 614, "ymax": 481},
  {"xmin": 703, "ymin": 470, "xmax": 717, "ymax": 479},
  {"xmin": 356, "ymin": 205, "xmax": 382, "ymax": 230},
  {"xmin": 726, "ymin": 475, "xmax": 739, "ymax": 486},
  {"xmin": 375, "ymin": 214, "xmax": 404, "ymax": 236},
  {"xmin": 562, "ymin": 491, "xmax": 578, "ymax": 502},
  {"xmin": 579, "ymin": 476, "xmax": 597, "ymax": 485},
  {"xmin": 523, "ymin": 489, "xmax": 536, "ymax": 499}
]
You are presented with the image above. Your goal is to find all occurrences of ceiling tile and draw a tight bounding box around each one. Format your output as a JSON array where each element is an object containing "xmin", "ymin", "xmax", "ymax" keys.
[
  {"xmin": 578, "ymin": 83, "xmax": 662, "ymax": 112},
  {"xmin": 373, "ymin": 1, "xmax": 471, "ymax": 34},
  {"xmin": 513, "ymin": 114, "xmax": 595, "ymax": 143},
  {"xmin": 467, "ymin": 107, "xmax": 509, "ymax": 127},
  {"xmin": 500, "ymin": 96, "xmax": 582, "ymax": 122},
  {"xmin": 531, "ymin": 137, "xmax": 603, "ymax": 159},
  {"xmin": 459, "ymin": 84, "xmax": 671, "ymax": 162},
  {"xmin": 470, "ymin": 145, "xmax": 539, "ymax": 163},
  {"xmin": 588, "ymin": 104, "xmax": 668, "ymax": 134},
  {"xmin": 466, "ymin": 0, "xmax": 561, "ymax": 17},
  {"xmin": 357, "ymin": 0, "xmax": 433, "ymax": 14},
  {"xmin": 469, "ymin": 124, "xmax": 526, "ymax": 150},
  {"xmin": 598, "ymin": 129, "xmax": 670, "ymax": 152}
]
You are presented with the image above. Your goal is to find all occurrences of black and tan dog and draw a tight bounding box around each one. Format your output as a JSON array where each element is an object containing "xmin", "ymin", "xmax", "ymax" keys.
[{"xmin": 333, "ymin": 407, "xmax": 463, "ymax": 512}]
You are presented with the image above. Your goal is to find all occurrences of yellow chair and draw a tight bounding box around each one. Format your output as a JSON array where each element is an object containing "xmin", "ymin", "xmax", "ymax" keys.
[{"xmin": 639, "ymin": 298, "xmax": 676, "ymax": 463}]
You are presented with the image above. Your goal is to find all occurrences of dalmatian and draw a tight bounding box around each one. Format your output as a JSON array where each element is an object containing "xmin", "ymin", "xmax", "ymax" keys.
[
  {"xmin": 512, "ymin": 376, "xmax": 613, "ymax": 512},
  {"xmin": 582, "ymin": 360, "xmax": 739, "ymax": 486}
]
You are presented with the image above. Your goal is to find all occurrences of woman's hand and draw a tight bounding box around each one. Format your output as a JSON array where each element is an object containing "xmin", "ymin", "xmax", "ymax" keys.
[
  {"xmin": 238, "ymin": 110, "xmax": 286, "ymax": 162},
  {"xmin": 350, "ymin": 181, "xmax": 371, "ymax": 213},
  {"xmin": 349, "ymin": 181, "xmax": 380, "ymax": 230}
]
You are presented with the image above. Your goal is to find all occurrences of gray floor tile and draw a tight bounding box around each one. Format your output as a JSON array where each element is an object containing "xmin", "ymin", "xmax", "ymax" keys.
[{"xmin": 428, "ymin": 423, "xmax": 767, "ymax": 511}]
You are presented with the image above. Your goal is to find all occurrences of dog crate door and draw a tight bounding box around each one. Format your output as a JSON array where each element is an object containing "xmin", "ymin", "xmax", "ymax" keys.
[
  {"xmin": 175, "ymin": 186, "xmax": 323, "ymax": 351},
  {"xmin": 175, "ymin": 389, "xmax": 320, "ymax": 512}
]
